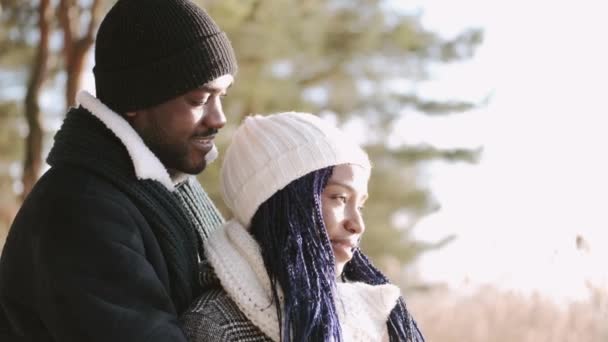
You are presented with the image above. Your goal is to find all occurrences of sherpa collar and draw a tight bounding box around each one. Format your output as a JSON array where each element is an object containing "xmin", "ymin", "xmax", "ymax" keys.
[
  {"xmin": 76, "ymin": 90, "xmax": 179, "ymax": 191},
  {"xmin": 205, "ymin": 220, "xmax": 401, "ymax": 341}
]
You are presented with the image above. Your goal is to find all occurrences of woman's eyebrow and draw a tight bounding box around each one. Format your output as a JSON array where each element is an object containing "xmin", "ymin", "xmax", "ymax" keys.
[
  {"xmin": 326, "ymin": 180, "xmax": 354, "ymax": 191},
  {"xmin": 326, "ymin": 181, "xmax": 368, "ymax": 200}
]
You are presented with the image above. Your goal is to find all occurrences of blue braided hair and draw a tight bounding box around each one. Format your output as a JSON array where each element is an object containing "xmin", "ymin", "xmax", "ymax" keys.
[{"xmin": 249, "ymin": 166, "xmax": 424, "ymax": 342}]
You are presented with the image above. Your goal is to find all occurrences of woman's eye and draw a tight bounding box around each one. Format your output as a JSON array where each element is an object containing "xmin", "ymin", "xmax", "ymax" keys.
[{"xmin": 332, "ymin": 195, "xmax": 347, "ymax": 203}]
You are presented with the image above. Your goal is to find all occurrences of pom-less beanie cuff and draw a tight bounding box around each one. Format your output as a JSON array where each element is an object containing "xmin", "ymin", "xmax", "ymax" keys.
[
  {"xmin": 93, "ymin": 0, "xmax": 238, "ymax": 113},
  {"xmin": 94, "ymin": 32, "xmax": 237, "ymax": 113},
  {"xmin": 229, "ymin": 140, "xmax": 370, "ymax": 227},
  {"xmin": 220, "ymin": 113, "xmax": 371, "ymax": 227}
]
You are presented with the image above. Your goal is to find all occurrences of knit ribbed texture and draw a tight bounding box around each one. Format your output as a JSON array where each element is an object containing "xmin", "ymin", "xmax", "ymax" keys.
[
  {"xmin": 46, "ymin": 106, "xmax": 222, "ymax": 314},
  {"xmin": 93, "ymin": 0, "xmax": 238, "ymax": 113},
  {"xmin": 173, "ymin": 178, "xmax": 224, "ymax": 253},
  {"xmin": 207, "ymin": 221, "xmax": 279, "ymax": 340},
  {"xmin": 220, "ymin": 112, "xmax": 371, "ymax": 227}
]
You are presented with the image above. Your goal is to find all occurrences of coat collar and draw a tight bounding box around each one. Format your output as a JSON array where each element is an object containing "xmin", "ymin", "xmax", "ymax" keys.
[{"xmin": 76, "ymin": 90, "xmax": 181, "ymax": 191}]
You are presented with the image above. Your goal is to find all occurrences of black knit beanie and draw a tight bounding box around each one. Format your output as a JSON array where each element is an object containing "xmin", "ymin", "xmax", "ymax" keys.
[{"xmin": 93, "ymin": 0, "xmax": 238, "ymax": 113}]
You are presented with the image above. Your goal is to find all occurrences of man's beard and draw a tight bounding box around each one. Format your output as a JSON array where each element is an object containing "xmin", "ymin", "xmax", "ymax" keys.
[{"xmin": 139, "ymin": 125, "xmax": 205, "ymax": 175}]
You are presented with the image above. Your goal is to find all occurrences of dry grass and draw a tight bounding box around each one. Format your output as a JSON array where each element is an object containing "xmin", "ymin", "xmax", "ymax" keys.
[{"xmin": 408, "ymin": 284, "xmax": 608, "ymax": 342}]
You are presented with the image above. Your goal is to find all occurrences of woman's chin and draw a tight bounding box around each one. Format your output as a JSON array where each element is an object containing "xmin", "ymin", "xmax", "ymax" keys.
[{"xmin": 334, "ymin": 261, "xmax": 348, "ymax": 278}]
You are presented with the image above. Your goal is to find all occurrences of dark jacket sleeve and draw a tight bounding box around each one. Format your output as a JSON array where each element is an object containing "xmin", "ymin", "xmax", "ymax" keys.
[{"xmin": 35, "ymin": 192, "xmax": 188, "ymax": 342}]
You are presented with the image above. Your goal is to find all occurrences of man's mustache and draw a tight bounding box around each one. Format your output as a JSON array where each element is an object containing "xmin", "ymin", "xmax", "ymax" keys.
[{"xmin": 193, "ymin": 128, "xmax": 218, "ymax": 139}]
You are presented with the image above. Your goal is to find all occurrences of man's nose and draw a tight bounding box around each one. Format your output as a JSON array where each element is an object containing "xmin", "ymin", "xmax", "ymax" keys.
[{"xmin": 202, "ymin": 96, "xmax": 227, "ymax": 129}]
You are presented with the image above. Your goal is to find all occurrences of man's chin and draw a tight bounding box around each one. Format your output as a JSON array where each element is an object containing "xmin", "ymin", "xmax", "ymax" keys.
[{"xmin": 171, "ymin": 145, "xmax": 219, "ymax": 178}]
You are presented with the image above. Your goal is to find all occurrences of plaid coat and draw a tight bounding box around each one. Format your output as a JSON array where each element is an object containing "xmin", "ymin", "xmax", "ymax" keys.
[{"xmin": 181, "ymin": 263, "xmax": 273, "ymax": 342}]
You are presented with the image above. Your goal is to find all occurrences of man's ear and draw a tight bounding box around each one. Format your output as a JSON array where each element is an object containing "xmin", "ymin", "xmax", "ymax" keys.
[
  {"xmin": 123, "ymin": 110, "xmax": 144, "ymax": 130},
  {"xmin": 124, "ymin": 110, "xmax": 139, "ymax": 125}
]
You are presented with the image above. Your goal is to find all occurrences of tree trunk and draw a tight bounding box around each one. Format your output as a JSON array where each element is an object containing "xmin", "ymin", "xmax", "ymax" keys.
[
  {"xmin": 65, "ymin": 43, "xmax": 89, "ymax": 107},
  {"xmin": 59, "ymin": 0, "xmax": 102, "ymax": 108},
  {"xmin": 21, "ymin": 0, "xmax": 51, "ymax": 200}
]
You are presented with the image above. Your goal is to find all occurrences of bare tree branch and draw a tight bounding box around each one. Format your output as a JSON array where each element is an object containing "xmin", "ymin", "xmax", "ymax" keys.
[
  {"xmin": 58, "ymin": 0, "xmax": 74, "ymax": 61},
  {"xmin": 21, "ymin": 0, "xmax": 51, "ymax": 200},
  {"xmin": 84, "ymin": 0, "xmax": 103, "ymax": 46},
  {"xmin": 59, "ymin": 0, "xmax": 102, "ymax": 108}
]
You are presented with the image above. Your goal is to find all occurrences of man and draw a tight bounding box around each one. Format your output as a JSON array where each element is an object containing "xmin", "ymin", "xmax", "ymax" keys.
[{"xmin": 0, "ymin": 0, "xmax": 237, "ymax": 340}]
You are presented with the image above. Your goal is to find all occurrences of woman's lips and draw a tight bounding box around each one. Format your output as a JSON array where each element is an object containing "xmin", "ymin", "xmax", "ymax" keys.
[
  {"xmin": 330, "ymin": 239, "xmax": 358, "ymax": 256},
  {"xmin": 331, "ymin": 239, "xmax": 356, "ymax": 248}
]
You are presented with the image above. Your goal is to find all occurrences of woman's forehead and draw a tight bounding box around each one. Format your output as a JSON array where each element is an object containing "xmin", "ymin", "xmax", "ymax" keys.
[{"xmin": 327, "ymin": 164, "xmax": 369, "ymax": 192}]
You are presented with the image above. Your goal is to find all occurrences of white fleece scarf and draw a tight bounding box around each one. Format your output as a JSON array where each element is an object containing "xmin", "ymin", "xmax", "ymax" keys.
[{"xmin": 205, "ymin": 220, "xmax": 401, "ymax": 341}]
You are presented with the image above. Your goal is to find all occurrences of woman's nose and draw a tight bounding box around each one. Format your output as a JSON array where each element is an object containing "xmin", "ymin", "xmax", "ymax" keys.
[{"xmin": 344, "ymin": 209, "xmax": 365, "ymax": 234}]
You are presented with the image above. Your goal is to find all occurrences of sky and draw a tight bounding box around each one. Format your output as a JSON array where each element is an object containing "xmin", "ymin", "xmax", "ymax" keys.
[
  {"xmin": 75, "ymin": 0, "xmax": 608, "ymax": 302},
  {"xmin": 387, "ymin": 0, "xmax": 608, "ymax": 302}
]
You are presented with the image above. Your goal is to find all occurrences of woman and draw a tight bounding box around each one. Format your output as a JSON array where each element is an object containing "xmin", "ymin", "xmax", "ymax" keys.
[{"xmin": 181, "ymin": 112, "xmax": 424, "ymax": 341}]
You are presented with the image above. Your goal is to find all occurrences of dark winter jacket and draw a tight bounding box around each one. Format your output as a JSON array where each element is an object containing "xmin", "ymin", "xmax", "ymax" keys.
[{"xmin": 0, "ymin": 92, "xmax": 224, "ymax": 342}]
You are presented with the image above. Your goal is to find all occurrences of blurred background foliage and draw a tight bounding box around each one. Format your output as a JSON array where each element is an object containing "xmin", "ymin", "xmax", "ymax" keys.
[
  {"xmin": 3, "ymin": 2, "xmax": 607, "ymax": 340},
  {"xmin": 200, "ymin": 0, "xmax": 483, "ymax": 285},
  {"xmin": 0, "ymin": 0, "xmax": 483, "ymax": 289}
]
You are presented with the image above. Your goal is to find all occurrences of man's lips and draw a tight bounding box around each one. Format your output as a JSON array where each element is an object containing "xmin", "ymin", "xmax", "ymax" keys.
[
  {"xmin": 193, "ymin": 128, "xmax": 219, "ymax": 144},
  {"xmin": 193, "ymin": 135, "xmax": 216, "ymax": 145}
]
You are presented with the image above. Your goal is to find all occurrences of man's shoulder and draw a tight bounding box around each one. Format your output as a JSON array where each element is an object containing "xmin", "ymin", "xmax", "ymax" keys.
[
  {"xmin": 31, "ymin": 164, "xmax": 132, "ymax": 206},
  {"xmin": 12, "ymin": 164, "xmax": 144, "ymax": 240}
]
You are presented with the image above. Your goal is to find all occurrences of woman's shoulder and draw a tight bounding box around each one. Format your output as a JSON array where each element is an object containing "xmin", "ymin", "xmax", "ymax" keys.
[{"xmin": 180, "ymin": 287, "xmax": 273, "ymax": 342}]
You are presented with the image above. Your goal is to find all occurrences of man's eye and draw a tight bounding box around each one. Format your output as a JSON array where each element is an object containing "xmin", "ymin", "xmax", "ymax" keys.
[{"xmin": 191, "ymin": 96, "xmax": 210, "ymax": 106}]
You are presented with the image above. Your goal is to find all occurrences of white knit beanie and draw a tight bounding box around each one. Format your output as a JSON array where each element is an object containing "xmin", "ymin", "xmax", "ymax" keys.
[{"xmin": 220, "ymin": 112, "xmax": 371, "ymax": 227}]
